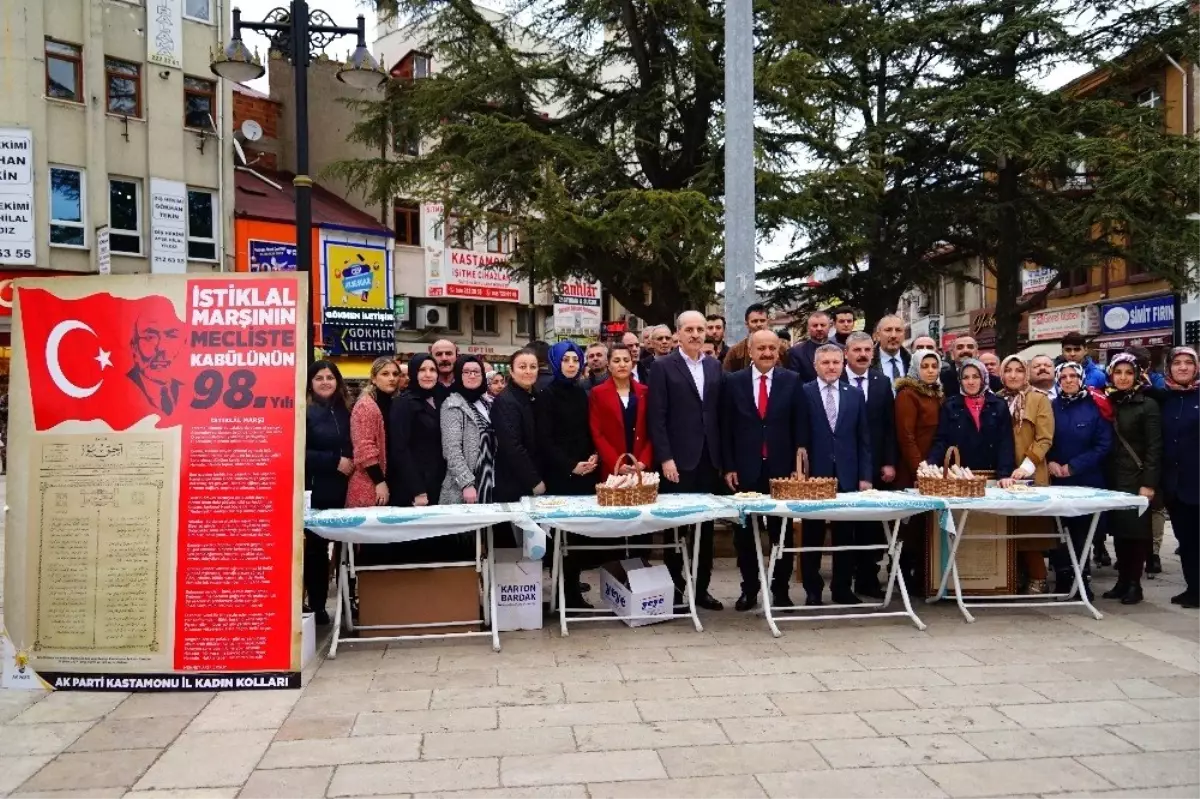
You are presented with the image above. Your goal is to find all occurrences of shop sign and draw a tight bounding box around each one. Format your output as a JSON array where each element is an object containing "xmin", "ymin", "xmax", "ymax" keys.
[
  {"xmin": 909, "ymin": 314, "xmax": 942, "ymax": 341},
  {"xmin": 146, "ymin": 0, "xmax": 183, "ymax": 69},
  {"xmin": 1021, "ymin": 266, "xmax": 1056, "ymax": 295},
  {"xmin": 248, "ymin": 240, "xmax": 296, "ymax": 272},
  {"xmin": 1028, "ymin": 306, "xmax": 1095, "ymax": 341},
  {"xmin": 321, "ymin": 319, "xmax": 396, "ymax": 357},
  {"xmin": 0, "ymin": 128, "xmax": 35, "ymax": 266},
  {"xmin": 1100, "ymin": 295, "xmax": 1174, "ymax": 335},
  {"xmin": 323, "ymin": 241, "xmax": 392, "ymax": 322},
  {"xmin": 552, "ymin": 277, "xmax": 601, "ymax": 337},
  {"xmin": 96, "ymin": 226, "xmax": 111, "ymax": 275},
  {"xmin": 393, "ymin": 295, "xmax": 408, "ymax": 320},
  {"xmin": 1098, "ymin": 333, "xmax": 1173, "ymax": 351},
  {"xmin": 421, "ymin": 202, "xmax": 520, "ymax": 302},
  {"xmin": 601, "ymin": 320, "xmax": 627, "ymax": 337},
  {"xmin": 149, "ymin": 178, "xmax": 187, "ymax": 274}
]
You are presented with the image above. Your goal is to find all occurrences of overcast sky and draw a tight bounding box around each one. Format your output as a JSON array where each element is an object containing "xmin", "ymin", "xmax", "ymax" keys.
[{"xmin": 228, "ymin": 0, "xmax": 1099, "ymax": 268}]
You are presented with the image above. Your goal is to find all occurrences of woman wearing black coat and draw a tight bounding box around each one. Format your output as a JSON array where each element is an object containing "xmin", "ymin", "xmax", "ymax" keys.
[
  {"xmin": 536, "ymin": 341, "xmax": 599, "ymax": 495},
  {"xmin": 927, "ymin": 358, "xmax": 1017, "ymax": 484},
  {"xmin": 304, "ymin": 359, "xmax": 353, "ymax": 624},
  {"xmin": 389, "ymin": 353, "xmax": 447, "ymax": 508},
  {"xmin": 492, "ymin": 349, "xmax": 546, "ymax": 506}
]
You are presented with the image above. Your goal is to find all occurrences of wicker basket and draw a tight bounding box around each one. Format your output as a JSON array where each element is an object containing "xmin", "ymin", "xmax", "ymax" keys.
[
  {"xmin": 595, "ymin": 454, "xmax": 659, "ymax": 507},
  {"xmin": 917, "ymin": 446, "xmax": 988, "ymax": 498},
  {"xmin": 769, "ymin": 449, "xmax": 838, "ymax": 501}
]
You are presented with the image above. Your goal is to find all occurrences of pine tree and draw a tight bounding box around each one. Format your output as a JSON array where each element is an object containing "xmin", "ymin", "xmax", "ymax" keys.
[{"xmin": 331, "ymin": 0, "xmax": 740, "ymax": 324}]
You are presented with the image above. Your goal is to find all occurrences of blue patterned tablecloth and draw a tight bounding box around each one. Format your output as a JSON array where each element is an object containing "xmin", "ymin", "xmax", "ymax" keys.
[
  {"xmin": 304, "ymin": 503, "xmax": 547, "ymax": 559},
  {"xmin": 925, "ymin": 485, "xmax": 1148, "ymax": 517},
  {"xmin": 524, "ymin": 493, "xmax": 739, "ymax": 538}
]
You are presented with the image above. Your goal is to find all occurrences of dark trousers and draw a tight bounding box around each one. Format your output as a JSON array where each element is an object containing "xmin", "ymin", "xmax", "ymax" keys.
[
  {"xmin": 800, "ymin": 521, "xmax": 856, "ymax": 596},
  {"xmin": 1167, "ymin": 496, "xmax": 1199, "ymax": 595},
  {"xmin": 1051, "ymin": 515, "xmax": 1094, "ymax": 580},
  {"xmin": 734, "ymin": 470, "xmax": 794, "ymax": 595},
  {"xmin": 1114, "ymin": 538, "xmax": 1148, "ymax": 583},
  {"xmin": 303, "ymin": 530, "xmax": 331, "ymax": 614},
  {"xmin": 854, "ymin": 520, "xmax": 885, "ymax": 591},
  {"xmin": 661, "ymin": 449, "xmax": 717, "ymax": 594}
]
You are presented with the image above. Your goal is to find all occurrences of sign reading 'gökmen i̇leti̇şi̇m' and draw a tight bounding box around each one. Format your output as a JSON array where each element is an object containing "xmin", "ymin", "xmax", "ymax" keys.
[{"xmin": 2, "ymin": 273, "xmax": 305, "ymax": 691}]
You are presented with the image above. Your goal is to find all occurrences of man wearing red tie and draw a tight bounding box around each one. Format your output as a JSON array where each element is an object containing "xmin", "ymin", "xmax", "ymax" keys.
[{"xmin": 721, "ymin": 330, "xmax": 807, "ymax": 610}]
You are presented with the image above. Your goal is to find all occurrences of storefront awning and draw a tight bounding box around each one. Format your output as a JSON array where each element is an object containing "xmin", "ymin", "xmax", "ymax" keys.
[
  {"xmin": 1017, "ymin": 341, "xmax": 1063, "ymax": 361},
  {"xmin": 1093, "ymin": 330, "xmax": 1174, "ymax": 350}
]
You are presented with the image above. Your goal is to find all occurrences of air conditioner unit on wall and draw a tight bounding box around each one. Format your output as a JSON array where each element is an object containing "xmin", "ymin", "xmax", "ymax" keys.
[{"xmin": 416, "ymin": 305, "xmax": 449, "ymax": 330}]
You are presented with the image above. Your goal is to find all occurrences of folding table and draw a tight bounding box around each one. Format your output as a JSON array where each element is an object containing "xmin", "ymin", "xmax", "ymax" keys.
[
  {"xmin": 525, "ymin": 494, "xmax": 739, "ymax": 636},
  {"xmin": 303, "ymin": 504, "xmax": 544, "ymax": 656},
  {"xmin": 728, "ymin": 492, "xmax": 949, "ymax": 635},
  {"xmin": 927, "ymin": 486, "xmax": 1150, "ymax": 622}
]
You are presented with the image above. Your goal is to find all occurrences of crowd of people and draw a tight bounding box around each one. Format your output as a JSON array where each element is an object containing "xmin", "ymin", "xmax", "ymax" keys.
[{"xmin": 303, "ymin": 305, "xmax": 1199, "ymax": 624}]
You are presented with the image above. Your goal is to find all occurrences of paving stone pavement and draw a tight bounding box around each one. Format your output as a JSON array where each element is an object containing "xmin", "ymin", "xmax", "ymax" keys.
[{"xmin": 2, "ymin": 475, "xmax": 1198, "ymax": 798}]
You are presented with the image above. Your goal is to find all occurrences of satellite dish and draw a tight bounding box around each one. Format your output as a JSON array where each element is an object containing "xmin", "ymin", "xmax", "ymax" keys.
[
  {"xmin": 233, "ymin": 138, "xmax": 248, "ymax": 165},
  {"xmin": 241, "ymin": 119, "xmax": 263, "ymax": 141}
]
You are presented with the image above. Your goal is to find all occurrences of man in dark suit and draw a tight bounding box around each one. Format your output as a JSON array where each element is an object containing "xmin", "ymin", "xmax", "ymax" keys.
[
  {"xmin": 785, "ymin": 310, "xmax": 832, "ymax": 383},
  {"xmin": 940, "ymin": 335, "xmax": 1002, "ymax": 394},
  {"xmin": 841, "ymin": 331, "xmax": 897, "ymax": 598},
  {"xmin": 798, "ymin": 343, "xmax": 873, "ymax": 606},
  {"xmin": 721, "ymin": 329, "xmax": 807, "ymax": 610},
  {"xmin": 871, "ymin": 314, "xmax": 911, "ymax": 392},
  {"xmin": 648, "ymin": 310, "xmax": 725, "ymax": 611}
]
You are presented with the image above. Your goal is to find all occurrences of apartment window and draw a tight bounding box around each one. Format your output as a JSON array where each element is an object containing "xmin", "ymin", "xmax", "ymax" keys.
[
  {"xmin": 186, "ymin": 188, "xmax": 218, "ymax": 260},
  {"xmin": 105, "ymin": 58, "xmax": 142, "ymax": 117},
  {"xmin": 184, "ymin": 76, "xmax": 216, "ymax": 130},
  {"xmin": 1061, "ymin": 266, "xmax": 1090, "ymax": 291},
  {"xmin": 49, "ymin": 166, "xmax": 86, "ymax": 247},
  {"xmin": 108, "ymin": 178, "xmax": 142, "ymax": 254},
  {"xmin": 516, "ymin": 308, "xmax": 534, "ymax": 338},
  {"xmin": 473, "ymin": 304, "xmax": 498, "ymax": 334},
  {"xmin": 449, "ymin": 217, "xmax": 471, "ymax": 249},
  {"xmin": 45, "ymin": 40, "xmax": 82, "ymax": 102},
  {"xmin": 393, "ymin": 124, "xmax": 419, "ymax": 157},
  {"xmin": 953, "ymin": 279, "xmax": 966, "ymax": 313},
  {"xmin": 393, "ymin": 202, "xmax": 420, "ymax": 246},
  {"xmin": 1135, "ymin": 87, "xmax": 1163, "ymax": 109},
  {"xmin": 486, "ymin": 225, "xmax": 511, "ymax": 254},
  {"xmin": 412, "ymin": 54, "xmax": 431, "ymax": 78},
  {"xmin": 184, "ymin": 0, "xmax": 212, "ymax": 22}
]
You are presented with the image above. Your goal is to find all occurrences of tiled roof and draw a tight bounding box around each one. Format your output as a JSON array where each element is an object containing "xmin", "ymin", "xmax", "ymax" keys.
[{"xmin": 234, "ymin": 168, "xmax": 391, "ymax": 234}]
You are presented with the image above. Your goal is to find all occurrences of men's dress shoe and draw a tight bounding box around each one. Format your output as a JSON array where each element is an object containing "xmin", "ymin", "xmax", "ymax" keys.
[
  {"xmin": 1174, "ymin": 592, "xmax": 1200, "ymax": 608},
  {"xmin": 831, "ymin": 592, "xmax": 863, "ymax": 606},
  {"xmin": 1120, "ymin": 584, "xmax": 1144, "ymax": 605},
  {"xmin": 1102, "ymin": 582, "xmax": 1130, "ymax": 600},
  {"xmin": 804, "ymin": 593, "xmax": 824, "ymax": 607},
  {"xmin": 771, "ymin": 591, "xmax": 794, "ymax": 608},
  {"xmin": 735, "ymin": 593, "xmax": 758, "ymax": 612},
  {"xmin": 697, "ymin": 592, "xmax": 724, "ymax": 611}
]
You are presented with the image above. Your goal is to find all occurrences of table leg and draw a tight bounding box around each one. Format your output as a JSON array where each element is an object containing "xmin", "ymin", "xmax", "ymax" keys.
[
  {"xmin": 931, "ymin": 510, "xmax": 975, "ymax": 622},
  {"xmin": 683, "ymin": 524, "xmax": 703, "ymax": 632},
  {"xmin": 479, "ymin": 528, "xmax": 491, "ymax": 628},
  {"xmin": 556, "ymin": 528, "xmax": 569, "ymax": 637},
  {"xmin": 548, "ymin": 525, "xmax": 560, "ymax": 615},
  {"xmin": 883, "ymin": 519, "xmax": 927, "ymax": 631},
  {"xmin": 1059, "ymin": 513, "xmax": 1104, "ymax": 621},
  {"xmin": 328, "ymin": 545, "xmax": 348, "ymax": 660},
  {"xmin": 753, "ymin": 515, "xmax": 780, "ymax": 637},
  {"xmin": 486, "ymin": 527, "xmax": 501, "ymax": 651}
]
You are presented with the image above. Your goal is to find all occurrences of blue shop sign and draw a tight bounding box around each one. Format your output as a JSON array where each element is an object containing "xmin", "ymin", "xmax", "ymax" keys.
[{"xmin": 1100, "ymin": 295, "xmax": 1175, "ymax": 335}]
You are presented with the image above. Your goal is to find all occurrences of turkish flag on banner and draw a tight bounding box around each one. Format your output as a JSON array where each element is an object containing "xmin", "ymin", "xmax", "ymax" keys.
[{"xmin": 17, "ymin": 287, "xmax": 190, "ymax": 431}]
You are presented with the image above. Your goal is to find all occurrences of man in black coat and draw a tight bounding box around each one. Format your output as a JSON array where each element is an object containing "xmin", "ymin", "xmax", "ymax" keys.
[
  {"xmin": 842, "ymin": 332, "xmax": 898, "ymax": 597},
  {"xmin": 829, "ymin": 307, "xmax": 858, "ymax": 348},
  {"xmin": 785, "ymin": 310, "xmax": 832, "ymax": 383},
  {"xmin": 940, "ymin": 335, "xmax": 1002, "ymax": 394},
  {"xmin": 721, "ymin": 329, "xmax": 807, "ymax": 610},
  {"xmin": 648, "ymin": 310, "xmax": 725, "ymax": 611}
]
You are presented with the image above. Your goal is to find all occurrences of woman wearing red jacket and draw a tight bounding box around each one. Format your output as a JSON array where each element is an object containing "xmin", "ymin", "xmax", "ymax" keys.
[{"xmin": 589, "ymin": 343, "xmax": 653, "ymax": 478}]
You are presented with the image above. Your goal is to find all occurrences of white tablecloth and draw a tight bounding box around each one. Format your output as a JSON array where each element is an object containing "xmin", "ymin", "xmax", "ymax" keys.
[
  {"xmin": 304, "ymin": 504, "xmax": 547, "ymax": 559},
  {"xmin": 923, "ymin": 485, "xmax": 1149, "ymax": 519},
  {"xmin": 525, "ymin": 494, "xmax": 738, "ymax": 538},
  {"xmin": 728, "ymin": 491, "xmax": 949, "ymax": 523}
]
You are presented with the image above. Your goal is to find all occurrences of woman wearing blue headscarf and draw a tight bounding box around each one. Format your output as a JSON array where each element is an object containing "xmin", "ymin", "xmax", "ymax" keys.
[{"xmin": 536, "ymin": 341, "xmax": 599, "ymax": 608}]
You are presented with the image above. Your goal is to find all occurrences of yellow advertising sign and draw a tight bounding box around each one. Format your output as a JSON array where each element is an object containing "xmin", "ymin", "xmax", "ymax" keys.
[{"xmin": 325, "ymin": 242, "xmax": 389, "ymax": 311}]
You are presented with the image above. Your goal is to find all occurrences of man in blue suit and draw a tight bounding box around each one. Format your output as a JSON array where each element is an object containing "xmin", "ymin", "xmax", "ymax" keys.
[
  {"xmin": 648, "ymin": 310, "xmax": 725, "ymax": 611},
  {"xmin": 841, "ymin": 332, "xmax": 897, "ymax": 598},
  {"xmin": 721, "ymin": 329, "xmax": 808, "ymax": 611},
  {"xmin": 798, "ymin": 343, "xmax": 873, "ymax": 606}
]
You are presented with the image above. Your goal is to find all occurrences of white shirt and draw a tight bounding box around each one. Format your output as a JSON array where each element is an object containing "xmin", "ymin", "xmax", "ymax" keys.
[
  {"xmin": 819, "ymin": 378, "xmax": 841, "ymax": 419},
  {"xmin": 632, "ymin": 364, "xmax": 641, "ymax": 383},
  {"xmin": 845, "ymin": 366, "xmax": 870, "ymax": 403},
  {"xmin": 752, "ymin": 366, "xmax": 774, "ymax": 413},
  {"xmin": 682, "ymin": 351, "xmax": 706, "ymax": 398}
]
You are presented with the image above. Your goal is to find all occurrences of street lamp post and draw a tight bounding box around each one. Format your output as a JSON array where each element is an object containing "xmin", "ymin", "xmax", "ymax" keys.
[{"xmin": 212, "ymin": 2, "xmax": 385, "ymax": 368}]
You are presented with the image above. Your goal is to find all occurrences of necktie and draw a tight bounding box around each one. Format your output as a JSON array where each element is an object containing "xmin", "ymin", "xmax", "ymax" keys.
[
  {"xmin": 890, "ymin": 357, "xmax": 902, "ymax": 381},
  {"xmin": 824, "ymin": 383, "xmax": 838, "ymax": 431},
  {"xmin": 758, "ymin": 374, "xmax": 769, "ymax": 457},
  {"xmin": 855, "ymin": 375, "xmax": 865, "ymax": 397}
]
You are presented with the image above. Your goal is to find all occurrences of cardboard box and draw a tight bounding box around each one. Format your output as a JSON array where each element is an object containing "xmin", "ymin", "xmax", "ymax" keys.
[
  {"xmin": 356, "ymin": 567, "xmax": 481, "ymax": 637},
  {"xmin": 599, "ymin": 558, "xmax": 674, "ymax": 627},
  {"xmin": 301, "ymin": 612, "xmax": 316, "ymax": 669},
  {"xmin": 493, "ymin": 549, "xmax": 543, "ymax": 631}
]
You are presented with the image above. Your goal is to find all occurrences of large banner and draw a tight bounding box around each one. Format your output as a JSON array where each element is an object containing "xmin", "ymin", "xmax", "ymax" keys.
[
  {"xmin": 322, "ymin": 241, "xmax": 395, "ymax": 357},
  {"xmin": 3, "ymin": 273, "xmax": 305, "ymax": 691}
]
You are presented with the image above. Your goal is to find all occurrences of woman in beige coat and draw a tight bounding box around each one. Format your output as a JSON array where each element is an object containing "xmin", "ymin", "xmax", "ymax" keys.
[{"xmin": 999, "ymin": 355, "xmax": 1056, "ymax": 593}]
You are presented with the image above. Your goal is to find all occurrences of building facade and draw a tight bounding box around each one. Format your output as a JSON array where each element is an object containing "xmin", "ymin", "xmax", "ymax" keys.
[{"xmin": 0, "ymin": 0, "xmax": 235, "ymax": 379}]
